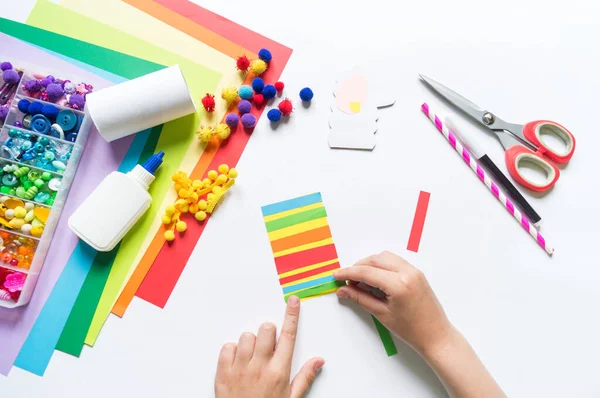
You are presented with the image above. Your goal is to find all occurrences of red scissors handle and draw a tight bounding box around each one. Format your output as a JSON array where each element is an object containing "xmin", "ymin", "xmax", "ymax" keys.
[
  {"xmin": 523, "ymin": 120, "xmax": 576, "ymax": 164},
  {"xmin": 505, "ymin": 145, "xmax": 560, "ymax": 192}
]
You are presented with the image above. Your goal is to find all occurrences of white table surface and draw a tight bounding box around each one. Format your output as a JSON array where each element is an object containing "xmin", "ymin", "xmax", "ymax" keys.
[{"xmin": 2, "ymin": 0, "xmax": 600, "ymax": 396}]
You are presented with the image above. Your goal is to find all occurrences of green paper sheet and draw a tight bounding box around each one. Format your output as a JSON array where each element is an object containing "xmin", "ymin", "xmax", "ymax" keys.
[{"xmin": 26, "ymin": 0, "xmax": 222, "ymax": 347}]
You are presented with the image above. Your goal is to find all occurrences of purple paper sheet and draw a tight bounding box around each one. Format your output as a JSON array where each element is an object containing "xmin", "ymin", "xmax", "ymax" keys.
[{"xmin": 0, "ymin": 33, "xmax": 132, "ymax": 374}]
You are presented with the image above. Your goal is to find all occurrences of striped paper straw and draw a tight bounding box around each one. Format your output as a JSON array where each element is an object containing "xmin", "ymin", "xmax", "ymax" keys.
[{"xmin": 421, "ymin": 103, "xmax": 554, "ymax": 255}]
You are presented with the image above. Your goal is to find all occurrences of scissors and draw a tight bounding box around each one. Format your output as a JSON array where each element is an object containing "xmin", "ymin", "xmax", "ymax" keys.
[{"xmin": 420, "ymin": 75, "xmax": 576, "ymax": 192}]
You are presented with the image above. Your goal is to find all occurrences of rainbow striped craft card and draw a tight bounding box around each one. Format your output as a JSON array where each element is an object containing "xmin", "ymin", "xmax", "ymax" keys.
[{"xmin": 261, "ymin": 193, "xmax": 344, "ymax": 302}]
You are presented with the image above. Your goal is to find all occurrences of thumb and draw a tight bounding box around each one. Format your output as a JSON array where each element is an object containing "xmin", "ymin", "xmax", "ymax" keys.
[{"xmin": 289, "ymin": 357, "xmax": 324, "ymax": 398}]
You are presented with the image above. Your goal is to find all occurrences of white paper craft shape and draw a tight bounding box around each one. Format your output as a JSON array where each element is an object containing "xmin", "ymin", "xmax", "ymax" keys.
[{"xmin": 328, "ymin": 68, "xmax": 395, "ymax": 150}]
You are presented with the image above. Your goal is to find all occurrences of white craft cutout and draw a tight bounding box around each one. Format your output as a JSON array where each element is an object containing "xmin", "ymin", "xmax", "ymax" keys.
[{"xmin": 329, "ymin": 67, "xmax": 395, "ymax": 150}]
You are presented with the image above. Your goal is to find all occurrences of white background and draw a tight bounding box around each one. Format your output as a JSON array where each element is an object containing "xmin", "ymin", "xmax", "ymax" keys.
[{"xmin": 1, "ymin": 0, "xmax": 600, "ymax": 396}]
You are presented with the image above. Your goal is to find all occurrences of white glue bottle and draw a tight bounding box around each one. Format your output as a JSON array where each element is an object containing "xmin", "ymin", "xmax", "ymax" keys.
[{"xmin": 69, "ymin": 151, "xmax": 164, "ymax": 252}]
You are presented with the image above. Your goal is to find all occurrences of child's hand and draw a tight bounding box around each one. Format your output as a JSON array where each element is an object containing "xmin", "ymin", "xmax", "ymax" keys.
[
  {"xmin": 215, "ymin": 296, "xmax": 324, "ymax": 398},
  {"xmin": 333, "ymin": 251, "xmax": 453, "ymax": 355}
]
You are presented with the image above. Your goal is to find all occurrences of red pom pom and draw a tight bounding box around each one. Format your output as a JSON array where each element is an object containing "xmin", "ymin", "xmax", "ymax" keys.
[
  {"xmin": 236, "ymin": 55, "xmax": 250, "ymax": 71},
  {"xmin": 253, "ymin": 94, "xmax": 265, "ymax": 106},
  {"xmin": 278, "ymin": 98, "xmax": 293, "ymax": 116},
  {"xmin": 201, "ymin": 94, "xmax": 216, "ymax": 112},
  {"xmin": 274, "ymin": 81, "xmax": 285, "ymax": 93}
]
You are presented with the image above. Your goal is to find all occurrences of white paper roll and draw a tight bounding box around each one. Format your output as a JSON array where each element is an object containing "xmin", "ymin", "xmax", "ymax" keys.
[{"xmin": 86, "ymin": 65, "xmax": 196, "ymax": 142}]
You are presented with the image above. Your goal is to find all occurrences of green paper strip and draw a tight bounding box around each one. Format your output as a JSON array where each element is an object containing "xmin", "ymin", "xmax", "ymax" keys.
[
  {"xmin": 0, "ymin": 17, "xmax": 162, "ymax": 78},
  {"xmin": 372, "ymin": 316, "xmax": 398, "ymax": 357},
  {"xmin": 265, "ymin": 207, "xmax": 328, "ymax": 232},
  {"xmin": 26, "ymin": 0, "xmax": 222, "ymax": 347},
  {"xmin": 55, "ymin": 246, "xmax": 117, "ymax": 356},
  {"xmin": 283, "ymin": 280, "xmax": 344, "ymax": 302}
]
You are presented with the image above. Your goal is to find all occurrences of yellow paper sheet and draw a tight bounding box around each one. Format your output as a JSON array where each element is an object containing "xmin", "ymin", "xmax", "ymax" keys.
[
  {"xmin": 26, "ymin": 0, "xmax": 222, "ymax": 345},
  {"xmin": 59, "ymin": 0, "xmax": 244, "ymax": 330}
]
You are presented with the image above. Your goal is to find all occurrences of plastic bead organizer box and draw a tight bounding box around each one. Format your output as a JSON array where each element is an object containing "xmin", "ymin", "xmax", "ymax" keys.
[{"xmin": 0, "ymin": 59, "xmax": 92, "ymax": 308}]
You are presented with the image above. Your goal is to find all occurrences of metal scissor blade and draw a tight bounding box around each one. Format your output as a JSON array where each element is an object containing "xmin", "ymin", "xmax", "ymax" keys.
[{"xmin": 419, "ymin": 74, "xmax": 488, "ymax": 128}]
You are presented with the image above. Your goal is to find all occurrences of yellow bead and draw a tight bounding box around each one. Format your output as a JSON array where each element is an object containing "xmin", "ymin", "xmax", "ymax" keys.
[
  {"xmin": 161, "ymin": 214, "xmax": 172, "ymax": 224},
  {"xmin": 216, "ymin": 174, "xmax": 228, "ymax": 184},
  {"xmin": 189, "ymin": 204, "xmax": 199, "ymax": 214},
  {"xmin": 195, "ymin": 211, "xmax": 207, "ymax": 221},
  {"xmin": 208, "ymin": 170, "xmax": 218, "ymax": 181},
  {"xmin": 192, "ymin": 180, "xmax": 203, "ymax": 189},
  {"xmin": 250, "ymin": 59, "xmax": 268, "ymax": 75},
  {"xmin": 218, "ymin": 164, "xmax": 229, "ymax": 174},
  {"xmin": 198, "ymin": 200, "xmax": 208, "ymax": 211},
  {"xmin": 228, "ymin": 168, "xmax": 238, "ymax": 178},
  {"xmin": 176, "ymin": 221, "xmax": 187, "ymax": 232},
  {"xmin": 165, "ymin": 205, "xmax": 175, "ymax": 216},
  {"xmin": 207, "ymin": 193, "xmax": 216, "ymax": 202},
  {"xmin": 178, "ymin": 188, "xmax": 189, "ymax": 198},
  {"xmin": 31, "ymin": 225, "xmax": 44, "ymax": 238},
  {"xmin": 164, "ymin": 230, "xmax": 175, "ymax": 241},
  {"xmin": 180, "ymin": 204, "xmax": 190, "ymax": 213},
  {"xmin": 14, "ymin": 206, "xmax": 27, "ymax": 219},
  {"xmin": 9, "ymin": 218, "xmax": 25, "ymax": 229}
]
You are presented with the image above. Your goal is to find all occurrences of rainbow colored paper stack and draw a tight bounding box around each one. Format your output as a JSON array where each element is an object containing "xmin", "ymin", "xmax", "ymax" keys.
[{"xmin": 261, "ymin": 193, "xmax": 344, "ymax": 302}]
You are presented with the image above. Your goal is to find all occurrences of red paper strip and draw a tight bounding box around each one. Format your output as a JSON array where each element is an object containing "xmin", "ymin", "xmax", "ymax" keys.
[
  {"xmin": 134, "ymin": 1, "xmax": 293, "ymax": 308},
  {"xmin": 406, "ymin": 191, "xmax": 431, "ymax": 253},
  {"xmin": 275, "ymin": 244, "xmax": 339, "ymax": 274}
]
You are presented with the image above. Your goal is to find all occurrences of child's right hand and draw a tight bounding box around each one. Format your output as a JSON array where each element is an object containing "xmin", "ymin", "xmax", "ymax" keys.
[{"xmin": 333, "ymin": 251, "xmax": 454, "ymax": 356}]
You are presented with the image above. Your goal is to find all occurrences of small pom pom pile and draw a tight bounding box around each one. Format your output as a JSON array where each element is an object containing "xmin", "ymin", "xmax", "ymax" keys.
[
  {"xmin": 18, "ymin": 72, "xmax": 93, "ymax": 110},
  {"xmin": 163, "ymin": 165, "xmax": 238, "ymax": 241},
  {"xmin": 238, "ymin": 85, "xmax": 253, "ymax": 100},
  {"xmin": 201, "ymin": 93, "xmax": 216, "ymax": 112}
]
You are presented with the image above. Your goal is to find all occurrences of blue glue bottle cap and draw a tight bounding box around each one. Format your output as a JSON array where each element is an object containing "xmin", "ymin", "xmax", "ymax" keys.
[{"xmin": 142, "ymin": 151, "xmax": 164, "ymax": 175}]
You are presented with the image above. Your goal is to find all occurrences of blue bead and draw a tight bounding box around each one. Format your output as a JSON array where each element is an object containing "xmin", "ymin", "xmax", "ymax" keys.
[
  {"xmin": 33, "ymin": 142, "xmax": 45, "ymax": 153},
  {"xmin": 20, "ymin": 141, "xmax": 32, "ymax": 151},
  {"xmin": 8, "ymin": 129, "xmax": 17, "ymax": 138},
  {"xmin": 28, "ymin": 102, "xmax": 44, "ymax": 115},
  {"xmin": 262, "ymin": 85, "xmax": 277, "ymax": 100},
  {"xmin": 65, "ymin": 133, "xmax": 78, "ymax": 142},
  {"xmin": 56, "ymin": 110, "xmax": 77, "ymax": 132},
  {"xmin": 41, "ymin": 104, "xmax": 60, "ymax": 120},
  {"xmin": 252, "ymin": 77, "xmax": 265, "ymax": 94},
  {"xmin": 299, "ymin": 87, "xmax": 314, "ymax": 102},
  {"xmin": 39, "ymin": 137, "xmax": 50, "ymax": 146},
  {"xmin": 21, "ymin": 151, "xmax": 34, "ymax": 161},
  {"xmin": 17, "ymin": 99, "xmax": 31, "ymax": 114}
]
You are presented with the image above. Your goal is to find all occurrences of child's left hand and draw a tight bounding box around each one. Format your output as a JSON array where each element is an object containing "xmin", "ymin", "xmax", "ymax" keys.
[{"xmin": 215, "ymin": 296, "xmax": 324, "ymax": 398}]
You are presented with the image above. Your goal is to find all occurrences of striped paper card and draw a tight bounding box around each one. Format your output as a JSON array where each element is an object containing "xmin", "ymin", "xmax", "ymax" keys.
[{"xmin": 261, "ymin": 193, "xmax": 344, "ymax": 302}]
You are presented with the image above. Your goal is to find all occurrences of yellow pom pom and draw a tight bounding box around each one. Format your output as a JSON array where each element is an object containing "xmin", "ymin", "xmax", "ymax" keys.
[
  {"xmin": 180, "ymin": 203, "xmax": 190, "ymax": 213},
  {"xmin": 218, "ymin": 164, "xmax": 229, "ymax": 174},
  {"xmin": 212, "ymin": 186, "xmax": 222, "ymax": 194},
  {"xmin": 214, "ymin": 123, "xmax": 231, "ymax": 140},
  {"xmin": 197, "ymin": 126, "xmax": 214, "ymax": 143},
  {"xmin": 198, "ymin": 200, "xmax": 208, "ymax": 211},
  {"xmin": 176, "ymin": 221, "xmax": 187, "ymax": 232},
  {"xmin": 164, "ymin": 230, "xmax": 175, "ymax": 241},
  {"xmin": 165, "ymin": 205, "xmax": 175, "ymax": 216},
  {"xmin": 208, "ymin": 170, "xmax": 218, "ymax": 181},
  {"xmin": 207, "ymin": 193, "xmax": 216, "ymax": 202},
  {"xmin": 202, "ymin": 178, "xmax": 212, "ymax": 187},
  {"xmin": 215, "ymin": 174, "xmax": 227, "ymax": 185},
  {"xmin": 221, "ymin": 87, "xmax": 238, "ymax": 103},
  {"xmin": 192, "ymin": 180, "xmax": 203, "ymax": 189},
  {"xmin": 175, "ymin": 199, "xmax": 187, "ymax": 206},
  {"xmin": 250, "ymin": 59, "xmax": 268, "ymax": 75},
  {"xmin": 190, "ymin": 192, "xmax": 199, "ymax": 202},
  {"xmin": 178, "ymin": 188, "xmax": 189, "ymax": 198},
  {"xmin": 195, "ymin": 211, "xmax": 207, "ymax": 221},
  {"xmin": 228, "ymin": 168, "xmax": 238, "ymax": 178},
  {"xmin": 189, "ymin": 204, "xmax": 199, "ymax": 214},
  {"xmin": 174, "ymin": 183, "xmax": 182, "ymax": 192},
  {"xmin": 161, "ymin": 214, "xmax": 172, "ymax": 224}
]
